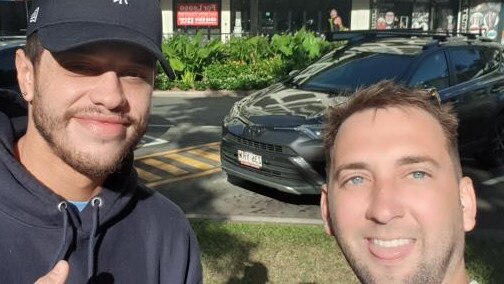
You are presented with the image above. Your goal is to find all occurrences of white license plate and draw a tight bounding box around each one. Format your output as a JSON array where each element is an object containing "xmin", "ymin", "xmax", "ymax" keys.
[{"xmin": 237, "ymin": 150, "xmax": 263, "ymax": 169}]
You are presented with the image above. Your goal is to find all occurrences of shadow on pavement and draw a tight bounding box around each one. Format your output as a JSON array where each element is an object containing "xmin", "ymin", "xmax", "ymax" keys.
[{"xmin": 226, "ymin": 176, "xmax": 320, "ymax": 206}]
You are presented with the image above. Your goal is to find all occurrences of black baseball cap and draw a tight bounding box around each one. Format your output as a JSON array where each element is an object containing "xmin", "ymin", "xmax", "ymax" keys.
[{"xmin": 26, "ymin": 0, "xmax": 174, "ymax": 79}]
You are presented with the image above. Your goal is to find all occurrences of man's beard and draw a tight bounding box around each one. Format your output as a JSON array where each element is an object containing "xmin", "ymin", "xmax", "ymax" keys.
[
  {"xmin": 32, "ymin": 89, "xmax": 146, "ymax": 180},
  {"xmin": 334, "ymin": 227, "xmax": 463, "ymax": 284}
]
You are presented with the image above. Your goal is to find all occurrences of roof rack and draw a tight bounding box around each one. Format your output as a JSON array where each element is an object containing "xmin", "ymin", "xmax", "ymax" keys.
[{"xmin": 325, "ymin": 29, "xmax": 488, "ymax": 44}]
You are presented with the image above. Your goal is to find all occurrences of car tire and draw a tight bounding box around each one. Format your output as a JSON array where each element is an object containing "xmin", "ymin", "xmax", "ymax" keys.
[{"xmin": 479, "ymin": 115, "xmax": 504, "ymax": 167}]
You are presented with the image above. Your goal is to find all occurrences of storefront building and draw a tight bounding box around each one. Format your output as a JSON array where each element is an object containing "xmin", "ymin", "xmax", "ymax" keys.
[
  {"xmin": 164, "ymin": 0, "xmax": 504, "ymax": 43},
  {"xmin": 367, "ymin": 0, "xmax": 503, "ymax": 43},
  {"xmin": 1, "ymin": 0, "xmax": 503, "ymax": 43}
]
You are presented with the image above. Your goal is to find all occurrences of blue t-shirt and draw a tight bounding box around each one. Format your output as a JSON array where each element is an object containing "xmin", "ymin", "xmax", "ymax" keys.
[{"xmin": 68, "ymin": 201, "xmax": 88, "ymax": 213}]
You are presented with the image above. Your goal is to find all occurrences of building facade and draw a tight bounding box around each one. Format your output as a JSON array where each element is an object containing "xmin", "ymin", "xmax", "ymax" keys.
[{"xmin": 1, "ymin": 0, "xmax": 503, "ymax": 43}]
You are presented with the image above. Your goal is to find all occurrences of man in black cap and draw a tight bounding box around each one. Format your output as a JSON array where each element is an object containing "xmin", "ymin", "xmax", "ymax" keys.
[{"xmin": 0, "ymin": 0, "xmax": 201, "ymax": 283}]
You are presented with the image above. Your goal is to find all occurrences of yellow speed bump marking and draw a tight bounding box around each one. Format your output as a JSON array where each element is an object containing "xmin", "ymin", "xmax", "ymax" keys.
[
  {"xmin": 141, "ymin": 158, "xmax": 188, "ymax": 176},
  {"xmin": 135, "ymin": 142, "xmax": 220, "ymax": 160},
  {"xmin": 167, "ymin": 153, "xmax": 215, "ymax": 170},
  {"xmin": 135, "ymin": 167, "xmax": 163, "ymax": 183},
  {"xmin": 187, "ymin": 148, "xmax": 221, "ymax": 163},
  {"xmin": 145, "ymin": 168, "xmax": 222, "ymax": 188},
  {"xmin": 135, "ymin": 142, "xmax": 222, "ymax": 186}
]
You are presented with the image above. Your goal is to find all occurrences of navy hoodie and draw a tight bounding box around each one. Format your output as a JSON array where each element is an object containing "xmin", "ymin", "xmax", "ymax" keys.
[{"xmin": 0, "ymin": 111, "xmax": 202, "ymax": 283}]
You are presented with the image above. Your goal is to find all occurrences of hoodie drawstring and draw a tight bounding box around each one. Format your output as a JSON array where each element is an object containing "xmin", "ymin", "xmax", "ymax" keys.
[
  {"xmin": 52, "ymin": 201, "xmax": 70, "ymax": 267},
  {"xmin": 88, "ymin": 196, "xmax": 103, "ymax": 280}
]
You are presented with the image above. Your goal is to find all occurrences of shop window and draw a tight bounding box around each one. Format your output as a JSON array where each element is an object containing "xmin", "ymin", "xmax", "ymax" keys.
[
  {"xmin": 410, "ymin": 52, "xmax": 449, "ymax": 90},
  {"xmin": 231, "ymin": 0, "xmax": 342, "ymax": 36},
  {"xmin": 173, "ymin": 0, "xmax": 221, "ymax": 39}
]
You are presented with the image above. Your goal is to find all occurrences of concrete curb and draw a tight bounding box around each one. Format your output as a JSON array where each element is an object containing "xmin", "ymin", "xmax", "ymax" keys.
[
  {"xmin": 186, "ymin": 214, "xmax": 324, "ymax": 225},
  {"xmin": 153, "ymin": 89, "xmax": 255, "ymax": 98},
  {"xmin": 186, "ymin": 214, "xmax": 504, "ymax": 241}
]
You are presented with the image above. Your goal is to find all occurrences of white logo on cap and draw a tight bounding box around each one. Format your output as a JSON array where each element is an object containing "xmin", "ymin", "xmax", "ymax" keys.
[
  {"xmin": 113, "ymin": 0, "xmax": 129, "ymax": 4},
  {"xmin": 29, "ymin": 7, "xmax": 39, "ymax": 23}
]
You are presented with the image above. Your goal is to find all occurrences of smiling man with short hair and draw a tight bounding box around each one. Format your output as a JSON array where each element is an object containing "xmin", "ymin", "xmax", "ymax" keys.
[
  {"xmin": 321, "ymin": 81, "xmax": 477, "ymax": 283},
  {"xmin": 0, "ymin": 0, "xmax": 201, "ymax": 283}
]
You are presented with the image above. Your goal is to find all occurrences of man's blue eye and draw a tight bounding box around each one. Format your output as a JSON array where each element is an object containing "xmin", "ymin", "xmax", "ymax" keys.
[
  {"xmin": 411, "ymin": 171, "xmax": 427, "ymax": 179},
  {"xmin": 349, "ymin": 176, "xmax": 364, "ymax": 185}
]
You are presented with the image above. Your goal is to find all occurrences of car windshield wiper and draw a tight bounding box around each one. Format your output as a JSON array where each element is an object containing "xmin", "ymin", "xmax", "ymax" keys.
[
  {"xmin": 298, "ymin": 87, "xmax": 346, "ymax": 97},
  {"xmin": 283, "ymin": 80, "xmax": 301, "ymax": 89}
]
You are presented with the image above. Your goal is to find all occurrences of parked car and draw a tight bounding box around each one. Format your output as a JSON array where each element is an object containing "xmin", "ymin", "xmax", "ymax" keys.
[
  {"xmin": 0, "ymin": 36, "xmax": 26, "ymax": 117},
  {"xmin": 221, "ymin": 30, "xmax": 504, "ymax": 195},
  {"xmin": 0, "ymin": 36, "xmax": 25, "ymax": 91}
]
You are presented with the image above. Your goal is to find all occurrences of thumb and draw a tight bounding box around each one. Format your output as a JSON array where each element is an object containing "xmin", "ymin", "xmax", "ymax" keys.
[{"xmin": 34, "ymin": 260, "xmax": 69, "ymax": 284}]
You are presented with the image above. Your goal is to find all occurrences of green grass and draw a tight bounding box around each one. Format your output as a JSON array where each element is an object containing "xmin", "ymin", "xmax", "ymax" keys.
[{"xmin": 190, "ymin": 220, "xmax": 504, "ymax": 284}]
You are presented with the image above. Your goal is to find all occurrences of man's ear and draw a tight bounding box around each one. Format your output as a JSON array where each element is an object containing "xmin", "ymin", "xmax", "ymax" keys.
[
  {"xmin": 15, "ymin": 48, "xmax": 36, "ymax": 102},
  {"xmin": 321, "ymin": 184, "xmax": 335, "ymax": 236},
  {"xmin": 459, "ymin": 177, "xmax": 477, "ymax": 232}
]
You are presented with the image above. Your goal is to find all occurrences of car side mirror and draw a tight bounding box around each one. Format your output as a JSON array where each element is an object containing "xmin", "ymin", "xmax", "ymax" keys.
[{"xmin": 288, "ymin": 70, "xmax": 300, "ymax": 77}]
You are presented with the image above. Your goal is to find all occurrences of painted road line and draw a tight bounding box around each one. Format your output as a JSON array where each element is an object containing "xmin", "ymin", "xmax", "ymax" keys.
[
  {"xmin": 187, "ymin": 148, "xmax": 221, "ymax": 163},
  {"xmin": 141, "ymin": 158, "xmax": 189, "ymax": 176},
  {"xmin": 139, "ymin": 135, "xmax": 169, "ymax": 148},
  {"xmin": 135, "ymin": 142, "xmax": 221, "ymax": 160},
  {"xmin": 135, "ymin": 142, "xmax": 222, "ymax": 184},
  {"xmin": 145, "ymin": 168, "xmax": 222, "ymax": 188},
  {"xmin": 135, "ymin": 167, "xmax": 163, "ymax": 183},
  {"xmin": 168, "ymin": 153, "xmax": 215, "ymax": 171}
]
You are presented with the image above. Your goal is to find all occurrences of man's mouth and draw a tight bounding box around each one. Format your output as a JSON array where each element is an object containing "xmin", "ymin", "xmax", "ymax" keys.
[
  {"xmin": 73, "ymin": 115, "xmax": 130, "ymax": 137},
  {"xmin": 372, "ymin": 238, "xmax": 412, "ymax": 248},
  {"xmin": 367, "ymin": 238, "xmax": 416, "ymax": 262}
]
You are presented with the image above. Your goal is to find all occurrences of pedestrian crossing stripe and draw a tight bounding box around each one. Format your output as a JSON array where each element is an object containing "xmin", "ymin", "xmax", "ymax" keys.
[{"xmin": 134, "ymin": 142, "xmax": 221, "ymax": 187}]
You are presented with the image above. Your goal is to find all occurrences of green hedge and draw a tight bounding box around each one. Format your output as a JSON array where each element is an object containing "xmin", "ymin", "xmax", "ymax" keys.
[{"xmin": 156, "ymin": 28, "xmax": 341, "ymax": 91}]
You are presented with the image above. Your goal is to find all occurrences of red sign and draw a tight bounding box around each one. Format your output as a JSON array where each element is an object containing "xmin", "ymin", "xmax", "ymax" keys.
[{"xmin": 176, "ymin": 3, "xmax": 219, "ymax": 27}]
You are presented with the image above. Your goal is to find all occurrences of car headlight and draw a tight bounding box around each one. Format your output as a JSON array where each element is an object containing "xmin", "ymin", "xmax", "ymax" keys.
[
  {"xmin": 296, "ymin": 124, "xmax": 324, "ymax": 139},
  {"xmin": 224, "ymin": 101, "xmax": 250, "ymax": 127},
  {"xmin": 228, "ymin": 102, "xmax": 241, "ymax": 118}
]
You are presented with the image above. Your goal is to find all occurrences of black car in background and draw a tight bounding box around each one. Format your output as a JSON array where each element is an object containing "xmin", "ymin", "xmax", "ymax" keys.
[
  {"xmin": 221, "ymin": 31, "xmax": 504, "ymax": 195},
  {"xmin": 0, "ymin": 36, "xmax": 24, "ymax": 91},
  {"xmin": 0, "ymin": 36, "xmax": 27, "ymax": 117}
]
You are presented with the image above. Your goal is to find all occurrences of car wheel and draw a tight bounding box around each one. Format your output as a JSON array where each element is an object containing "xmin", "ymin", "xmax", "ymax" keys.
[{"xmin": 480, "ymin": 115, "xmax": 504, "ymax": 167}]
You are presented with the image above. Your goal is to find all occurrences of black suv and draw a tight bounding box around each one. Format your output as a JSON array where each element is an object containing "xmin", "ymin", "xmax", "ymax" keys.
[
  {"xmin": 0, "ymin": 36, "xmax": 27, "ymax": 117},
  {"xmin": 221, "ymin": 30, "xmax": 504, "ymax": 195},
  {"xmin": 0, "ymin": 36, "xmax": 24, "ymax": 91}
]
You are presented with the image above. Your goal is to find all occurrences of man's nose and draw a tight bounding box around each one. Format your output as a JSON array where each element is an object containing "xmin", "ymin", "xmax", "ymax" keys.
[
  {"xmin": 89, "ymin": 71, "xmax": 127, "ymax": 110},
  {"xmin": 365, "ymin": 179, "xmax": 405, "ymax": 224}
]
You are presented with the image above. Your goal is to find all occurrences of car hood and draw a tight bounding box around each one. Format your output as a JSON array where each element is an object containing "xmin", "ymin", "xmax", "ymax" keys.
[{"xmin": 239, "ymin": 83, "xmax": 347, "ymax": 126}]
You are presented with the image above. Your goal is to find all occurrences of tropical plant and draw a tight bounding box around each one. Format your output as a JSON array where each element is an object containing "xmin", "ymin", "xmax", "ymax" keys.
[
  {"xmin": 155, "ymin": 28, "xmax": 341, "ymax": 90},
  {"xmin": 161, "ymin": 31, "xmax": 223, "ymax": 88}
]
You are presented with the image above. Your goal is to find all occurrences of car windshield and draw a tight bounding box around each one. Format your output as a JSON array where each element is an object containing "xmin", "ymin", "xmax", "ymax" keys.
[{"xmin": 290, "ymin": 51, "xmax": 414, "ymax": 93}]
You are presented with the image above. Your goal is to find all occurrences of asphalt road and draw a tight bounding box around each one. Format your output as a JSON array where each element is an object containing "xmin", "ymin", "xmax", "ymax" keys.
[{"xmin": 134, "ymin": 92, "xmax": 504, "ymax": 239}]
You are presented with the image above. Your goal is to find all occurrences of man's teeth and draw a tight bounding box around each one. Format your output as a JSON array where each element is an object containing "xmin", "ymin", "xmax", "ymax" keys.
[{"xmin": 372, "ymin": 239, "xmax": 411, "ymax": 248}]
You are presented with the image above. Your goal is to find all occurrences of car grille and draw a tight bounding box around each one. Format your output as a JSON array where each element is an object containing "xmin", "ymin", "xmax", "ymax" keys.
[
  {"xmin": 227, "ymin": 134, "xmax": 284, "ymax": 153},
  {"xmin": 221, "ymin": 146, "xmax": 299, "ymax": 180},
  {"xmin": 222, "ymin": 135, "xmax": 312, "ymax": 182}
]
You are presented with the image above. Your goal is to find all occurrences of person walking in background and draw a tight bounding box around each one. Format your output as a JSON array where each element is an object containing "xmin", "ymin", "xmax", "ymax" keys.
[
  {"xmin": 0, "ymin": 0, "xmax": 202, "ymax": 283},
  {"xmin": 321, "ymin": 81, "xmax": 477, "ymax": 283},
  {"xmin": 328, "ymin": 8, "xmax": 345, "ymax": 32}
]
